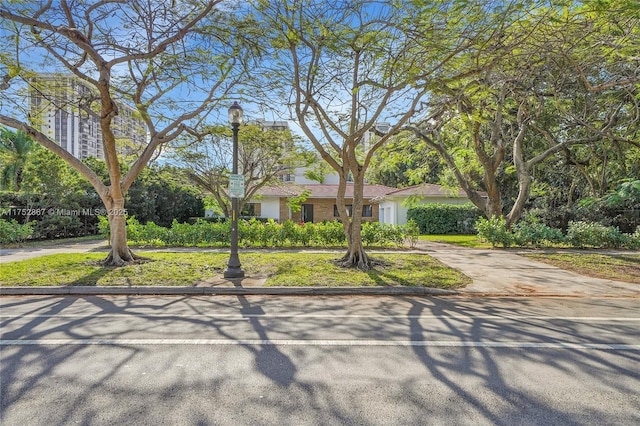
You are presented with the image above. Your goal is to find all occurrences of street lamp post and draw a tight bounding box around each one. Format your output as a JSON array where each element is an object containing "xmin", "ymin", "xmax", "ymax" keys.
[{"xmin": 224, "ymin": 101, "xmax": 245, "ymax": 279}]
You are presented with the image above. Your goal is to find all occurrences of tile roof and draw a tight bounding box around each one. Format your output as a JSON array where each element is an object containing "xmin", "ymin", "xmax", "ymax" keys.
[
  {"xmin": 256, "ymin": 183, "xmax": 477, "ymax": 200},
  {"xmin": 257, "ymin": 183, "xmax": 397, "ymax": 199},
  {"xmin": 384, "ymin": 184, "xmax": 469, "ymax": 197}
]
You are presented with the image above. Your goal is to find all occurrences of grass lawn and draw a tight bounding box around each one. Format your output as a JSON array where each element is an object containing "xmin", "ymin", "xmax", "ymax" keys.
[
  {"xmin": 0, "ymin": 251, "xmax": 471, "ymax": 288},
  {"xmin": 1, "ymin": 235, "xmax": 105, "ymax": 249},
  {"xmin": 524, "ymin": 253, "xmax": 640, "ymax": 284},
  {"xmin": 419, "ymin": 234, "xmax": 491, "ymax": 248}
]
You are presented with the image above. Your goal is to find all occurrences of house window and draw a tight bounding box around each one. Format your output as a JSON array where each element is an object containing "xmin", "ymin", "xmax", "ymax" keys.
[
  {"xmin": 334, "ymin": 205, "xmax": 353, "ymax": 217},
  {"xmin": 362, "ymin": 205, "xmax": 373, "ymax": 217},
  {"xmin": 241, "ymin": 203, "xmax": 256, "ymax": 216}
]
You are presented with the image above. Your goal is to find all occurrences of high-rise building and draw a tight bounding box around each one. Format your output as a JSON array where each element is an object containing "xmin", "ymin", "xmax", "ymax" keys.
[
  {"xmin": 361, "ymin": 122, "xmax": 391, "ymax": 151},
  {"xmin": 28, "ymin": 73, "xmax": 146, "ymax": 160}
]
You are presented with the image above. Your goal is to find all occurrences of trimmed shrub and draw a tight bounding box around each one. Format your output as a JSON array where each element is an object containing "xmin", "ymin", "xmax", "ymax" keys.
[
  {"xmin": 362, "ymin": 222, "xmax": 404, "ymax": 247},
  {"xmin": 407, "ymin": 203, "xmax": 481, "ymax": 234},
  {"xmin": 403, "ymin": 219, "xmax": 420, "ymax": 248},
  {"xmin": 98, "ymin": 217, "xmax": 414, "ymax": 248},
  {"xmin": 298, "ymin": 221, "xmax": 317, "ymax": 246},
  {"xmin": 317, "ymin": 220, "xmax": 347, "ymax": 246},
  {"xmin": 474, "ymin": 217, "xmax": 638, "ymax": 249},
  {"xmin": 566, "ymin": 221, "xmax": 627, "ymax": 249},
  {"xmin": 512, "ymin": 218, "xmax": 565, "ymax": 247},
  {"xmin": 475, "ymin": 216, "xmax": 514, "ymax": 248}
]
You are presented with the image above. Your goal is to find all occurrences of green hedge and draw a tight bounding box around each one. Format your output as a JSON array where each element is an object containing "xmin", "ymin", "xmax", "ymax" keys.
[
  {"xmin": 99, "ymin": 217, "xmax": 419, "ymax": 248},
  {"xmin": 407, "ymin": 203, "xmax": 482, "ymax": 235},
  {"xmin": 0, "ymin": 191, "xmax": 101, "ymax": 239},
  {"xmin": 476, "ymin": 216, "xmax": 639, "ymax": 249}
]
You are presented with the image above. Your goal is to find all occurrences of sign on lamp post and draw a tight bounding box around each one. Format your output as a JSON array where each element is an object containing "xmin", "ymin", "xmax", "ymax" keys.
[{"xmin": 229, "ymin": 174, "xmax": 245, "ymax": 198}]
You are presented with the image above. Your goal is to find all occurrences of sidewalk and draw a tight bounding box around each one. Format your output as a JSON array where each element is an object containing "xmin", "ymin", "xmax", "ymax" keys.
[
  {"xmin": 1, "ymin": 240, "xmax": 638, "ymax": 297},
  {"xmin": 416, "ymin": 241, "xmax": 638, "ymax": 297}
]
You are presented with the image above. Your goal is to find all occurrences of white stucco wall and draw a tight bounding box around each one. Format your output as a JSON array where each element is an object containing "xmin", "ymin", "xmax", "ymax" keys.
[
  {"xmin": 378, "ymin": 201, "xmax": 396, "ymax": 225},
  {"xmin": 292, "ymin": 167, "xmax": 341, "ymax": 184},
  {"xmin": 257, "ymin": 198, "xmax": 281, "ymax": 220}
]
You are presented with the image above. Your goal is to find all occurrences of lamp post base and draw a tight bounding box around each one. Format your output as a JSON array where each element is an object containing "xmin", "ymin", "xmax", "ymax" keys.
[{"xmin": 224, "ymin": 267, "xmax": 245, "ymax": 279}]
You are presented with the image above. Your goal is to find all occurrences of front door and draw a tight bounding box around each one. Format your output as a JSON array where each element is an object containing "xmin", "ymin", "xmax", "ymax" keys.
[{"xmin": 301, "ymin": 204, "xmax": 314, "ymax": 223}]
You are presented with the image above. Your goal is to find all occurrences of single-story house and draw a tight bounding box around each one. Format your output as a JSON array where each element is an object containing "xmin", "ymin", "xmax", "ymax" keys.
[
  {"xmin": 244, "ymin": 182, "xmax": 475, "ymax": 226},
  {"xmin": 247, "ymin": 183, "xmax": 394, "ymax": 223}
]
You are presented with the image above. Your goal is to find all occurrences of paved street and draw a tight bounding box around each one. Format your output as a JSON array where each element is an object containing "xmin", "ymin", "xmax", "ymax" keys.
[{"xmin": 1, "ymin": 295, "xmax": 639, "ymax": 425}]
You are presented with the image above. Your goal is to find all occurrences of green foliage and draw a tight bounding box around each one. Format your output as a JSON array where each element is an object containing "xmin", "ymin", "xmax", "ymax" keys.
[
  {"xmin": 316, "ymin": 220, "xmax": 347, "ymax": 246},
  {"xmin": 512, "ymin": 217, "xmax": 566, "ymax": 247},
  {"xmin": 367, "ymin": 132, "xmax": 444, "ymax": 187},
  {"xmin": 566, "ymin": 221, "xmax": 628, "ymax": 249},
  {"xmin": 32, "ymin": 214, "xmax": 88, "ymax": 240},
  {"xmin": 475, "ymin": 216, "xmax": 514, "ymax": 248},
  {"xmin": 576, "ymin": 180, "xmax": 640, "ymax": 233},
  {"xmin": 0, "ymin": 191, "xmax": 101, "ymax": 239},
  {"xmin": 0, "ymin": 219, "xmax": 33, "ymax": 244},
  {"xmin": 126, "ymin": 165, "xmax": 204, "ymax": 227},
  {"xmin": 98, "ymin": 217, "xmax": 414, "ymax": 248},
  {"xmin": 97, "ymin": 216, "xmax": 110, "ymax": 241},
  {"xmin": 630, "ymin": 227, "xmax": 640, "ymax": 250},
  {"xmin": 407, "ymin": 203, "xmax": 482, "ymax": 234},
  {"xmin": 0, "ymin": 128, "xmax": 34, "ymax": 191},
  {"xmin": 287, "ymin": 189, "xmax": 311, "ymax": 213},
  {"xmin": 172, "ymin": 124, "xmax": 312, "ymax": 217},
  {"xmin": 476, "ymin": 217, "xmax": 638, "ymax": 249},
  {"xmin": 403, "ymin": 219, "xmax": 421, "ymax": 248},
  {"xmin": 362, "ymin": 222, "xmax": 405, "ymax": 247}
]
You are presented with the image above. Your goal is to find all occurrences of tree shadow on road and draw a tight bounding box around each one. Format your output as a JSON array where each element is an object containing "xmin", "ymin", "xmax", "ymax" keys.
[{"xmin": 401, "ymin": 296, "xmax": 640, "ymax": 425}]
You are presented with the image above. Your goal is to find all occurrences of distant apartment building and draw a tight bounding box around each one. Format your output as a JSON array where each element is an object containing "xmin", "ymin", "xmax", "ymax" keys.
[
  {"xmin": 254, "ymin": 119, "xmax": 289, "ymax": 132},
  {"xmin": 362, "ymin": 122, "xmax": 391, "ymax": 151},
  {"xmin": 28, "ymin": 73, "xmax": 146, "ymax": 160}
]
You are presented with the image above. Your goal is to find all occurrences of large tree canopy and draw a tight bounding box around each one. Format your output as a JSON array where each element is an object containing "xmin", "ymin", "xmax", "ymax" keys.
[
  {"xmin": 407, "ymin": 0, "xmax": 640, "ymax": 227},
  {"xmin": 0, "ymin": 0, "xmax": 250, "ymax": 264},
  {"xmin": 254, "ymin": 0, "xmax": 513, "ymax": 269},
  {"xmin": 172, "ymin": 123, "xmax": 312, "ymax": 217}
]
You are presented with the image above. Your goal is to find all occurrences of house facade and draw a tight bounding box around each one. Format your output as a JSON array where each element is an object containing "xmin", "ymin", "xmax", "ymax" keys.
[
  {"xmin": 251, "ymin": 183, "xmax": 394, "ymax": 223},
  {"xmin": 244, "ymin": 168, "xmax": 475, "ymax": 225}
]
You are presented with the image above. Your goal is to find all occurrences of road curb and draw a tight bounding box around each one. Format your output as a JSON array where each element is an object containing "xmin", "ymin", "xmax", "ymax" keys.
[
  {"xmin": 0, "ymin": 285, "xmax": 461, "ymax": 297},
  {"xmin": 2, "ymin": 286, "xmax": 638, "ymax": 298}
]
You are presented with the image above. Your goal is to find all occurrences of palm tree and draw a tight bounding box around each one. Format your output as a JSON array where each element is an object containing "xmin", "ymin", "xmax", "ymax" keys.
[{"xmin": 0, "ymin": 127, "xmax": 34, "ymax": 191}]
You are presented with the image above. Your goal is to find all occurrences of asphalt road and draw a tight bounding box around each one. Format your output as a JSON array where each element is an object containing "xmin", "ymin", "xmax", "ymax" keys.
[{"xmin": 1, "ymin": 295, "xmax": 639, "ymax": 425}]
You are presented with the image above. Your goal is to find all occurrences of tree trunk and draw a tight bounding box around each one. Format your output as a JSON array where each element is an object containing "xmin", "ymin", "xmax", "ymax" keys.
[
  {"xmin": 336, "ymin": 172, "xmax": 373, "ymax": 271},
  {"xmin": 506, "ymin": 171, "xmax": 532, "ymax": 228},
  {"xmin": 339, "ymin": 228, "xmax": 371, "ymax": 270},
  {"xmin": 483, "ymin": 174, "xmax": 503, "ymax": 219},
  {"xmin": 102, "ymin": 197, "xmax": 139, "ymax": 266},
  {"xmin": 15, "ymin": 166, "xmax": 23, "ymax": 192},
  {"xmin": 506, "ymin": 123, "xmax": 533, "ymax": 228}
]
